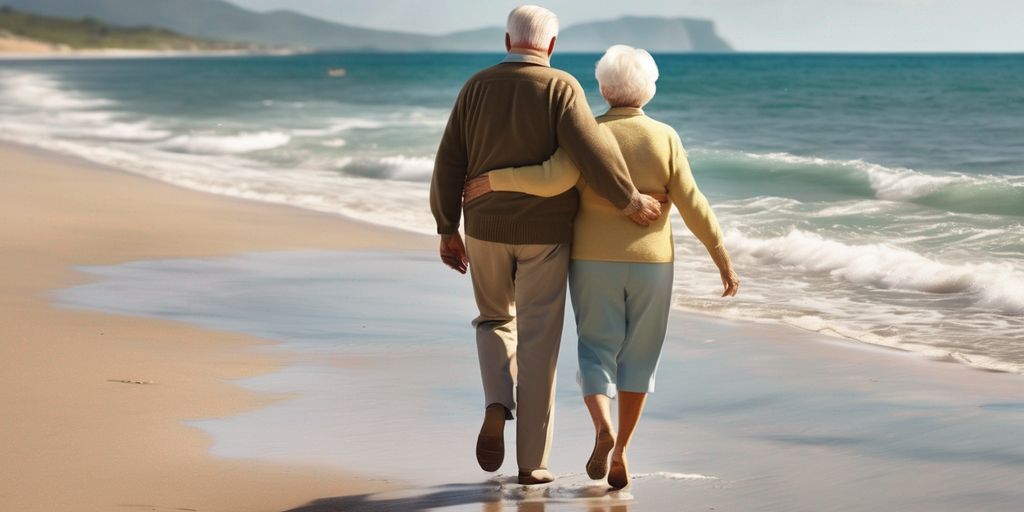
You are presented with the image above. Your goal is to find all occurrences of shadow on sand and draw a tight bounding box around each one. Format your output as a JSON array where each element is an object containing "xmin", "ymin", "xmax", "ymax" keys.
[{"xmin": 284, "ymin": 477, "xmax": 632, "ymax": 512}]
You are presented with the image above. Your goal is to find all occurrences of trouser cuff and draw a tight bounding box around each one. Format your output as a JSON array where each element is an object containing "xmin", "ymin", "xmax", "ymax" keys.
[{"xmin": 487, "ymin": 402, "xmax": 514, "ymax": 420}]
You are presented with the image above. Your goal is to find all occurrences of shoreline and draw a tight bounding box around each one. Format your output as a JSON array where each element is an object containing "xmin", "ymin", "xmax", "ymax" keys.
[
  {"xmin": 0, "ymin": 141, "xmax": 428, "ymax": 511},
  {"xmin": 7, "ymin": 135, "xmax": 1023, "ymax": 379},
  {"xmin": 0, "ymin": 46, "xmax": 303, "ymax": 60},
  {"xmin": 3, "ymin": 132, "xmax": 1018, "ymax": 385},
  {"xmin": 4, "ymin": 139, "xmax": 1024, "ymax": 510},
  {"xmin": 22, "ymin": 139, "xmax": 1016, "ymax": 377}
]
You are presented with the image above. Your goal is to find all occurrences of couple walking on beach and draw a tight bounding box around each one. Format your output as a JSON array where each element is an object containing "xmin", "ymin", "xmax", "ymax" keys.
[{"xmin": 430, "ymin": 5, "xmax": 739, "ymax": 489}]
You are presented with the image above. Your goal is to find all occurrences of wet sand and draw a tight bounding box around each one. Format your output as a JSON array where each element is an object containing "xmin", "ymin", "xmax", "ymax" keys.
[
  {"xmin": 0, "ymin": 142, "xmax": 428, "ymax": 511},
  {"xmin": 58, "ymin": 251, "xmax": 1024, "ymax": 511}
]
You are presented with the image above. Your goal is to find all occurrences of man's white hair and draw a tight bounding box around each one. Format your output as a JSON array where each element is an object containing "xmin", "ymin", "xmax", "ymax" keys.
[
  {"xmin": 506, "ymin": 5, "xmax": 559, "ymax": 51},
  {"xmin": 595, "ymin": 45, "xmax": 660, "ymax": 108}
]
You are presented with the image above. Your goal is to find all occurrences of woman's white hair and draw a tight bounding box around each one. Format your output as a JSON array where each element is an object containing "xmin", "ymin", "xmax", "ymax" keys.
[
  {"xmin": 506, "ymin": 5, "xmax": 559, "ymax": 51},
  {"xmin": 595, "ymin": 45, "xmax": 660, "ymax": 108}
]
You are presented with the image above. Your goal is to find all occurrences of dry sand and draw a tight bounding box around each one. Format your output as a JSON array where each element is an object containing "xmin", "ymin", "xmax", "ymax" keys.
[
  {"xmin": 0, "ymin": 33, "xmax": 59, "ymax": 53},
  {"xmin": 0, "ymin": 34, "xmax": 275, "ymax": 59},
  {"xmin": 0, "ymin": 142, "xmax": 430, "ymax": 511}
]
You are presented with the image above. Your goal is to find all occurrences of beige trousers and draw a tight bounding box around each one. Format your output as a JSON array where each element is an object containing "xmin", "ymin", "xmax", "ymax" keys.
[{"xmin": 465, "ymin": 235, "xmax": 570, "ymax": 472}]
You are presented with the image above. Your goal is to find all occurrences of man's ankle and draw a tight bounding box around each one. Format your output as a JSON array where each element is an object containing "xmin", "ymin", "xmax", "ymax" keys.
[
  {"xmin": 485, "ymin": 403, "xmax": 513, "ymax": 420},
  {"xmin": 480, "ymin": 404, "xmax": 510, "ymax": 437}
]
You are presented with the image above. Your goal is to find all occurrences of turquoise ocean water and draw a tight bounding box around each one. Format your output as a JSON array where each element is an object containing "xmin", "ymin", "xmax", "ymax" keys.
[{"xmin": 2, "ymin": 53, "xmax": 1022, "ymax": 371}]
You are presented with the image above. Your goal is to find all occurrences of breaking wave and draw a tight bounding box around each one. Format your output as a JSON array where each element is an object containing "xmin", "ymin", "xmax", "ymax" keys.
[
  {"xmin": 695, "ymin": 150, "xmax": 1024, "ymax": 217},
  {"xmin": 159, "ymin": 131, "xmax": 292, "ymax": 155},
  {"xmin": 725, "ymin": 228, "xmax": 1024, "ymax": 315}
]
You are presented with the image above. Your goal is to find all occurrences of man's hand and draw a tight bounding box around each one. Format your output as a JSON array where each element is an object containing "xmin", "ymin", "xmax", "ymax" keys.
[
  {"xmin": 463, "ymin": 175, "xmax": 492, "ymax": 205},
  {"xmin": 440, "ymin": 233, "xmax": 470, "ymax": 274},
  {"xmin": 627, "ymin": 194, "xmax": 662, "ymax": 227}
]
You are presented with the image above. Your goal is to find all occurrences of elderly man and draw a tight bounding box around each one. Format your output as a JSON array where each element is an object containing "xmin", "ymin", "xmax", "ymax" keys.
[{"xmin": 429, "ymin": 5, "xmax": 661, "ymax": 485}]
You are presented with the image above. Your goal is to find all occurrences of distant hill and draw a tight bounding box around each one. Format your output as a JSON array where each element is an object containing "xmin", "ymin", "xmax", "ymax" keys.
[
  {"xmin": 1, "ymin": 0, "xmax": 734, "ymax": 53},
  {"xmin": 562, "ymin": 17, "xmax": 732, "ymax": 53},
  {"xmin": 0, "ymin": 0, "xmax": 432, "ymax": 50},
  {"xmin": 0, "ymin": 6, "xmax": 246, "ymax": 50},
  {"xmin": 440, "ymin": 17, "xmax": 732, "ymax": 53}
]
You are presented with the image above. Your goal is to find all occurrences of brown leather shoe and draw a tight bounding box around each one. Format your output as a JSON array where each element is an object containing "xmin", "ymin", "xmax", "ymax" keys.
[
  {"xmin": 476, "ymin": 436, "xmax": 503, "ymax": 472},
  {"xmin": 585, "ymin": 429, "xmax": 615, "ymax": 480},
  {"xmin": 476, "ymin": 404, "xmax": 508, "ymax": 472},
  {"xmin": 518, "ymin": 469, "xmax": 555, "ymax": 485}
]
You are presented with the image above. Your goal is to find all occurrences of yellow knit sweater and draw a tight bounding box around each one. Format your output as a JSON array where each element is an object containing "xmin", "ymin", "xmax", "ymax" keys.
[{"xmin": 487, "ymin": 107, "xmax": 723, "ymax": 263}]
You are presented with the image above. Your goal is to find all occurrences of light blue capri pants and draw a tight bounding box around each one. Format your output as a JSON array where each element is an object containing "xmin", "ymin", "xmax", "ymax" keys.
[{"xmin": 569, "ymin": 259, "xmax": 674, "ymax": 397}]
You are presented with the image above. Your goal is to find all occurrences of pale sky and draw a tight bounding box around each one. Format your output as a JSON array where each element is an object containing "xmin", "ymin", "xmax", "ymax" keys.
[{"xmin": 227, "ymin": 0, "xmax": 1024, "ymax": 52}]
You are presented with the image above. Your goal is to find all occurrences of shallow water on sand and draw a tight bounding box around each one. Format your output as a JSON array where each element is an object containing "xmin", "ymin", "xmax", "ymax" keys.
[{"xmin": 56, "ymin": 250, "xmax": 1024, "ymax": 511}]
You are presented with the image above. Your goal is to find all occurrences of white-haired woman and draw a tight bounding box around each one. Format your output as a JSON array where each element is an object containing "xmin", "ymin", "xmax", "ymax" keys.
[{"xmin": 464, "ymin": 45, "xmax": 739, "ymax": 489}]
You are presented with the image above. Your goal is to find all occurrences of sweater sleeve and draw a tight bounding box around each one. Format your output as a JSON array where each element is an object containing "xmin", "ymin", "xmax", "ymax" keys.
[
  {"xmin": 487, "ymin": 148, "xmax": 581, "ymax": 197},
  {"xmin": 667, "ymin": 133, "xmax": 724, "ymax": 252},
  {"xmin": 555, "ymin": 83, "xmax": 640, "ymax": 211},
  {"xmin": 429, "ymin": 89, "xmax": 468, "ymax": 235}
]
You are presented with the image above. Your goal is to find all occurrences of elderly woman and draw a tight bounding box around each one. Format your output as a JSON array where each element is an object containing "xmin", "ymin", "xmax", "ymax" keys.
[{"xmin": 464, "ymin": 45, "xmax": 739, "ymax": 489}]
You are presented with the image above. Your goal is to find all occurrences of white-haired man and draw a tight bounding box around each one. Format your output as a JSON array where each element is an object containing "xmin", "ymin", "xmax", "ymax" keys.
[{"xmin": 430, "ymin": 5, "xmax": 661, "ymax": 485}]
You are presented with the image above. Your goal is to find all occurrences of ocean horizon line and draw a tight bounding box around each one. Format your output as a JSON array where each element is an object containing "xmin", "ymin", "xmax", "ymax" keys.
[{"xmin": 5, "ymin": 50, "xmax": 1024, "ymax": 62}]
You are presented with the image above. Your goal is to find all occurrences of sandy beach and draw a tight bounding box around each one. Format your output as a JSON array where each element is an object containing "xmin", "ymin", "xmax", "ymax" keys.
[
  {"xmin": 0, "ymin": 142, "xmax": 428, "ymax": 511},
  {"xmin": 0, "ymin": 33, "xmax": 55, "ymax": 53},
  {"xmin": 4, "ymin": 139, "xmax": 1024, "ymax": 511},
  {"xmin": 1, "ymin": 8, "xmax": 1021, "ymax": 508},
  {"xmin": 0, "ymin": 35, "xmax": 291, "ymax": 59}
]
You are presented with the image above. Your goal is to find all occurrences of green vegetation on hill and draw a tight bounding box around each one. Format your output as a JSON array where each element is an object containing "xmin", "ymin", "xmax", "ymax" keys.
[
  {"xmin": 3, "ymin": 0, "xmax": 734, "ymax": 53},
  {"xmin": 0, "ymin": 6, "xmax": 246, "ymax": 50}
]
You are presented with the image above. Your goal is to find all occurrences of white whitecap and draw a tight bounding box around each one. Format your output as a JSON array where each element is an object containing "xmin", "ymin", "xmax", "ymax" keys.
[
  {"xmin": 0, "ymin": 72, "xmax": 113, "ymax": 110},
  {"xmin": 855, "ymin": 161, "xmax": 958, "ymax": 201},
  {"xmin": 327, "ymin": 118, "xmax": 385, "ymax": 131},
  {"xmin": 339, "ymin": 155, "xmax": 434, "ymax": 182},
  {"xmin": 159, "ymin": 131, "xmax": 292, "ymax": 155},
  {"xmin": 740, "ymin": 151, "xmax": 980, "ymax": 201},
  {"xmin": 378, "ymin": 155, "xmax": 434, "ymax": 181}
]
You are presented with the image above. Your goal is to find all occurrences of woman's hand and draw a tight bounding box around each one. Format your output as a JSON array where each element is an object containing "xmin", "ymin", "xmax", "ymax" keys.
[
  {"xmin": 720, "ymin": 266, "xmax": 740, "ymax": 297},
  {"xmin": 463, "ymin": 175, "xmax": 493, "ymax": 205},
  {"xmin": 709, "ymin": 246, "xmax": 739, "ymax": 297}
]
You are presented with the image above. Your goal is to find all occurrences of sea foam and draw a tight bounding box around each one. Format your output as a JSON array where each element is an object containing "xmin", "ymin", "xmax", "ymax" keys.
[
  {"xmin": 725, "ymin": 228, "xmax": 1024, "ymax": 315},
  {"xmin": 339, "ymin": 155, "xmax": 435, "ymax": 182},
  {"xmin": 0, "ymin": 72, "xmax": 112, "ymax": 110},
  {"xmin": 159, "ymin": 131, "xmax": 292, "ymax": 155},
  {"xmin": 632, "ymin": 472, "xmax": 719, "ymax": 481}
]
